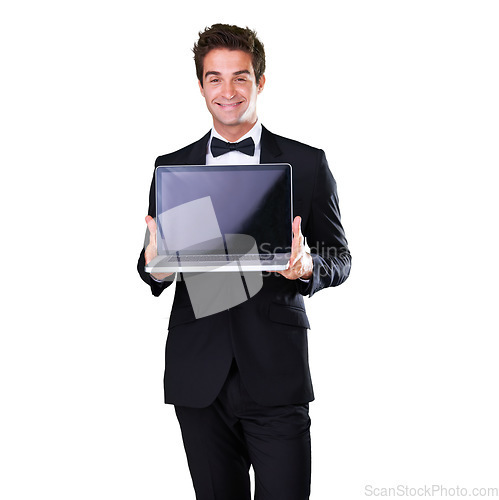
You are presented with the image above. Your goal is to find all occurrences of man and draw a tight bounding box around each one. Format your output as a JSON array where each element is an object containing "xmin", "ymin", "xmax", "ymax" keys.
[{"xmin": 137, "ymin": 24, "xmax": 351, "ymax": 500}]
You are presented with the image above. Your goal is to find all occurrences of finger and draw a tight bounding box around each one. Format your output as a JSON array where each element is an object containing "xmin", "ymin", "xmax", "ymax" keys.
[{"xmin": 145, "ymin": 215, "xmax": 157, "ymax": 244}]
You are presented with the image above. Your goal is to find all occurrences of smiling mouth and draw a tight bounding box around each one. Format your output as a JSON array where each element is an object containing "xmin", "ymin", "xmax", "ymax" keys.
[{"xmin": 215, "ymin": 102, "xmax": 243, "ymax": 108}]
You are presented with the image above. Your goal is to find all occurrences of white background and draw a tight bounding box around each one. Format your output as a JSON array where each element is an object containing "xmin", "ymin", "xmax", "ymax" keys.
[{"xmin": 1, "ymin": 1, "xmax": 498, "ymax": 498}]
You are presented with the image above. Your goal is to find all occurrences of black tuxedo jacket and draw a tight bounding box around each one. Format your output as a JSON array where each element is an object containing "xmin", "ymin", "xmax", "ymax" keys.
[{"xmin": 137, "ymin": 126, "xmax": 351, "ymax": 408}]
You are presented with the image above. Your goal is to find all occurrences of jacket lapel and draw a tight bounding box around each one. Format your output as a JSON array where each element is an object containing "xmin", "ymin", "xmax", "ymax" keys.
[
  {"xmin": 260, "ymin": 125, "xmax": 302, "ymax": 222},
  {"xmin": 184, "ymin": 131, "xmax": 211, "ymax": 165},
  {"xmin": 260, "ymin": 126, "xmax": 282, "ymax": 163}
]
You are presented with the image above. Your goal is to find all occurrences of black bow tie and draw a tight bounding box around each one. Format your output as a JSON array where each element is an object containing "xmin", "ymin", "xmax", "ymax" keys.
[{"xmin": 210, "ymin": 136, "xmax": 255, "ymax": 158}]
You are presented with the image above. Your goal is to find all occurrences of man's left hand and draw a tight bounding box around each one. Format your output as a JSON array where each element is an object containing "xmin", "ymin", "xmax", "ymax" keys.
[{"xmin": 277, "ymin": 216, "xmax": 313, "ymax": 281}]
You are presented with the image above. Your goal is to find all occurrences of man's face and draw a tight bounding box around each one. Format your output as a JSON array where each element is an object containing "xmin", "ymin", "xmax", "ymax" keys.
[{"xmin": 199, "ymin": 48, "xmax": 265, "ymax": 140}]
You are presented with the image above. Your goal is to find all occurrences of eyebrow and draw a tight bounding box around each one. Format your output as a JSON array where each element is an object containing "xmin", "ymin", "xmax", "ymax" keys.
[{"xmin": 204, "ymin": 69, "xmax": 251, "ymax": 78}]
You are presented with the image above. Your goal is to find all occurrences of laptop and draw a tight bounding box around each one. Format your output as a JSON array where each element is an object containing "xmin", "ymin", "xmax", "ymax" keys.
[{"xmin": 145, "ymin": 164, "xmax": 293, "ymax": 273}]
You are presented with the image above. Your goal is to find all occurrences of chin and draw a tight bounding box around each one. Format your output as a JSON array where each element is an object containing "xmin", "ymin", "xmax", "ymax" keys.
[{"xmin": 215, "ymin": 117, "xmax": 245, "ymax": 127}]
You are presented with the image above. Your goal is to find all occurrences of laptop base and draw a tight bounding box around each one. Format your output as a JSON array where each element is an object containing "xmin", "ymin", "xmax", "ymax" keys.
[{"xmin": 145, "ymin": 254, "xmax": 291, "ymax": 273}]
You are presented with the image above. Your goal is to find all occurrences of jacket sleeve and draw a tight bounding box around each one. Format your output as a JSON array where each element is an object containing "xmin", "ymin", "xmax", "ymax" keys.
[
  {"xmin": 137, "ymin": 164, "xmax": 176, "ymax": 297},
  {"xmin": 296, "ymin": 149, "xmax": 351, "ymax": 297}
]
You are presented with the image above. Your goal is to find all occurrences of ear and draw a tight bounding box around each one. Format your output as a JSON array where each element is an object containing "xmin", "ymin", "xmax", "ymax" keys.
[
  {"xmin": 257, "ymin": 74, "xmax": 266, "ymax": 94},
  {"xmin": 198, "ymin": 80, "xmax": 205, "ymax": 97}
]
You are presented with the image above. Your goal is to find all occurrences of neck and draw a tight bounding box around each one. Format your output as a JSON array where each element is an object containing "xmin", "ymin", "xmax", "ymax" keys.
[{"xmin": 214, "ymin": 119, "xmax": 257, "ymax": 142}]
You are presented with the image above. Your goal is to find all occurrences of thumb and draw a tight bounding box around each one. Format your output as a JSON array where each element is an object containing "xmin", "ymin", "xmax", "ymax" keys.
[
  {"xmin": 293, "ymin": 216, "xmax": 302, "ymax": 238},
  {"xmin": 145, "ymin": 215, "xmax": 156, "ymax": 230},
  {"xmin": 145, "ymin": 215, "xmax": 157, "ymax": 243},
  {"xmin": 289, "ymin": 216, "xmax": 302, "ymax": 266}
]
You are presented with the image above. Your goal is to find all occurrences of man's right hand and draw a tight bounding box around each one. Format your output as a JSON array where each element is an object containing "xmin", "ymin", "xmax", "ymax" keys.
[{"xmin": 145, "ymin": 215, "xmax": 174, "ymax": 281}]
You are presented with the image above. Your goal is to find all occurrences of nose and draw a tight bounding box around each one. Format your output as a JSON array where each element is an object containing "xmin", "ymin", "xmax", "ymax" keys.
[{"xmin": 221, "ymin": 81, "xmax": 236, "ymax": 100}]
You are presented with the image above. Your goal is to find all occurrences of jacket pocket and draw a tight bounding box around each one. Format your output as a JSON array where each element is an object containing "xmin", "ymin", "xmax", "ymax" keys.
[{"xmin": 268, "ymin": 302, "xmax": 310, "ymax": 329}]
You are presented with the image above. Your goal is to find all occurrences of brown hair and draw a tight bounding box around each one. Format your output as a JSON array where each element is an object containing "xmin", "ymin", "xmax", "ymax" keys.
[{"xmin": 193, "ymin": 24, "xmax": 266, "ymax": 87}]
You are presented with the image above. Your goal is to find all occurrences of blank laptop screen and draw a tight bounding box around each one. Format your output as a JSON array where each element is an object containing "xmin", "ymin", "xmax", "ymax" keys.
[{"xmin": 155, "ymin": 164, "xmax": 292, "ymax": 255}]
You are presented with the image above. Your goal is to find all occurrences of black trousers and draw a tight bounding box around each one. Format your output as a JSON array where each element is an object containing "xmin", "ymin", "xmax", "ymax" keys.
[{"xmin": 174, "ymin": 360, "xmax": 312, "ymax": 500}]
